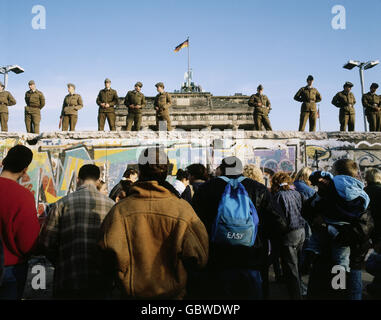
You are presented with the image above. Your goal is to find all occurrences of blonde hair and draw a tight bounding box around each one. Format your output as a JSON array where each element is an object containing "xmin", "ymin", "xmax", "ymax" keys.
[
  {"xmin": 294, "ymin": 167, "xmax": 313, "ymax": 185},
  {"xmin": 365, "ymin": 168, "xmax": 381, "ymax": 185},
  {"xmin": 243, "ymin": 164, "xmax": 265, "ymax": 184}
]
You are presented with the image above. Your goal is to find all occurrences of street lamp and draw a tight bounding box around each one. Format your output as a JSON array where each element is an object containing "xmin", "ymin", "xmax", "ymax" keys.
[
  {"xmin": 343, "ymin": 60, "xmax": 379, "ymax": 132},
  {"xmin": 0, "ymin": 65, "xmax": 25, "ymax": 89}
]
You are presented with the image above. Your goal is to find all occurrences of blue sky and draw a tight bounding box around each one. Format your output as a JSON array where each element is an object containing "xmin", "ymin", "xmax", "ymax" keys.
[{"xmin": 1, "ymin": 0, "xmax": 381, "ymax": 132}]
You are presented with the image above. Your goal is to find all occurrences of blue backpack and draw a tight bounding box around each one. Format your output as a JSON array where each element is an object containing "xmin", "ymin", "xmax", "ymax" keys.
[{"xmin": 211, "ymin": 176, "xmax": 259, "ymax": 247}]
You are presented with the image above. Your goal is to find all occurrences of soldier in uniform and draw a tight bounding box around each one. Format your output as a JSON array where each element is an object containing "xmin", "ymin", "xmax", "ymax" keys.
[
  {"xmin": 124, "ymin": 82, "xmax": 146, "ymax": 131},
  {"xmin": 248, "ymin": 84, "xmax": 272, "ymax": 131},
  {"xmin": 0, "ymin": 81, "xmax": 16, "ymax": 132},
  {"xmin": 60, "ymin": 83, "xmax": 83, "ymax": 131},
  {"xmin": 154, "ymin": 82, "xmax": 172, "ymax": 131},
  {"xmin": 294, "ymin": 75, "xmax": 322, "ymax": 132},
  {"xmin": 24, "ymin": 80, "xmax": 45, "ymax": 134},
  {"xmin": 362, "ymin": 83, "xmax": 381, "ymax": 132},
  {"xmin": 96, "ymin": 78, "xmax": 119, "ymax": 131},
  {"xmin": 332, "ymin": 82, "xmax": 356, "ymax": 132}
]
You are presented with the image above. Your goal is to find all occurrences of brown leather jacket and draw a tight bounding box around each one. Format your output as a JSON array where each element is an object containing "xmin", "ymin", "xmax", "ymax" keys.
[{"xmin": 98, "ymin": 180, "xmax": 209, "ymax": 299}]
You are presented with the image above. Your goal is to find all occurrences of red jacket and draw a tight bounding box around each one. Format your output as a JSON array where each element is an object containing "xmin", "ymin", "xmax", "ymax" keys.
[{"xmin": 0, "ymin": 177, "xmax": 40, "ymax": 266}]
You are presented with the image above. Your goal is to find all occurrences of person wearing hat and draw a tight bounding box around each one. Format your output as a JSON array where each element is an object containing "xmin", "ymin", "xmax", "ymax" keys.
[
  {"xmin": 294, "ymin": 75, "xmax": 322, "ymax": 132},
  {"xmin": 0, "ymin": 81, "xmax": 16, "ymax": 132},
  {"xmin": 332, "ymin": 82, "xmax": 356, "ymax": 132},
  {"xmin": 362, "ymin": 83, "xmax": 381, "ymax": 131},
  {"xmin": 24, "ymin": 80, "xmax": 45, "ymax": 134},
  {"xmin": 248, "ymin": 84, "xmax": 273, "ymax": 131},
  {"xmin": 96, "ymin": 78, "xmax": 119, "ymax": 131},
  {"xmin": 124, "ymin": 82, "xmax": 146, "ymax": 131},
  {"xmin": 59, "ymin": 83, "xmax": 83, "ymax": 131},
  {"xmin": 154, "ymin": 82, "xmax": 172, "ymax": 131}
]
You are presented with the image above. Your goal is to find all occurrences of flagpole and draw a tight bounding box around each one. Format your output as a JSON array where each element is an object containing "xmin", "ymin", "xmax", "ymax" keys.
[{"xmin": 187, "ymin": 36, "xmax": 190, "ymax": 92}]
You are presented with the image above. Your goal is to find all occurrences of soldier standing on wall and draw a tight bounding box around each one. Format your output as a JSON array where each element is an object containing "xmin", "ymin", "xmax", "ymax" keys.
[
  {"xmin": 125, "ymin": 82, "xmax": 146, "ymax": 131},
  {"xmin": 96, "ymin": 78, "xmax": 119, "ymax": 131},
  {"xmin": 248, "ymin": 84, "xmax": 272, "ymax": 131},
  {"xmin": 294, "ymin": 75, "xmax": 322, "ymax": 132},
  {"xmin": 24, "ymin": 80, "xmax": 45, "ymax": 134},
  {"xmin": 332, "ymin": 81, "xmax": 356, "ymax": 132},
  {"xmin": 154, "ymin": 82, "xmax": 172, "ymax": 131},
  {"xmin": 362, "ymin": 83, "xmax": 381, "ymax": 132},
  {"xmin": 0, "ymin": 81, "xmax": 16, "ymax": 132},
  {"xmin": 60, "ymin": 83, "xmax": 83, "ymax": 131}
]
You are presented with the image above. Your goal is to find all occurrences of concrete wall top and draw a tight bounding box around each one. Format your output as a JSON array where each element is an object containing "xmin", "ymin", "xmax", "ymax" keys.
[{"xmin": 1, "ymin": 131, "xmax": 380, "ymax": 144}]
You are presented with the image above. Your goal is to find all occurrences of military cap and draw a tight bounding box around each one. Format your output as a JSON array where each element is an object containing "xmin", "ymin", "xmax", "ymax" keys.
[
  {"xmin": 155, "ymin": 82, "xmax": 164, "ymax": 88},
  {"xmin": 371, "ymin": 82, "xmax": 379, "ymax": 89},
  {"xmin": 307, "ymin": 75, "xmax": 314, "ymax": 81},
  {"xmin": 0, "ymin": 81, "xmax": 4, "ymax": 88},
  {"xmin": 67, "ymin": 83, "xmax": 76, "ymax": 89},
  {"xmin": 104, "ymin": 78, "xmax": 111, "ymax": 83},
  {"xmin": 28, "ymin": 80, "xmax": 35, "ymax": 86},
  {"xmin": 135, "ymin": 82, "xmax": 143, "ymax": 88},
  {"xmin": 257, "ymin": 84, "xmax": 263, "ymax": 90},
  {"xmin": 344, "ymin": 81, "xmax": 354, "ymax": 88}
]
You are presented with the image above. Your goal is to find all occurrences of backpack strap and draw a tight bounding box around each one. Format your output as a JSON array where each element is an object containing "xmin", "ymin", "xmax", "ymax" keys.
[{"xmin": 218, "ymin": 175, "xmax": 246, "ymax": 188}]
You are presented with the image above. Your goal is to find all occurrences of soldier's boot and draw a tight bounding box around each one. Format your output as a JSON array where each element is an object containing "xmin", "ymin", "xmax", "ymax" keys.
[
  {"xmin": 309, "ymin": 111, "xmax": 317, "ymax": 132},
  {"xmin": 348, "ymin": 114, "xmax": 355, "ymax": 132},
  {"xmin": 255, "ymin": 115, "xmax": 262, "ymax": 131},
  {"xmin": 262, "ymin": 116, "xmax": 272, "ymax": 131},
  {"xmin": 70, "ymin": 115, "xmax": 78, "ymax": 131},
  {"xmin": 0, "ymin": 113, "xmax": 8, "ymax": 132},
  {"xmin": 367, "ymin": 113, "xmax": 376, "ymax": 131},
  {"xmin": 108, "ymin": 112, "xmax": 116, "ymax": 131},
  {"xmin": 25, "ymin": 112, "xmax": 32, "ymax": 133},
  {"xmin": 298, "ymin": 112, "xmax": 309, "ymax": 131},
  {"xmin": 32, "ymin": 113, "xmax": 41, "ymax": 134},
  {"xmin": 62, "ymin": 116, "xmax": 70, "ymax": 131},
  {"xmin": 98, "ymin": 112, "xmax": 106, "ymax": 131},
  {"xmin": 126, "ymin": 113, "xmax": 134, "ymax": 131},
  {"xmin": 135, "ymin": 114, "xmax": 142, "ymax": 131},
  {"xmin": 339, "ymin": 112, "xmax": 348, "ymax": 131}
]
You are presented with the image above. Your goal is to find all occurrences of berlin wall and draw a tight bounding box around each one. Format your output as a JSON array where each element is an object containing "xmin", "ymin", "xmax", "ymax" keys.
[{"xmin": 0, "ymin": 130, "xmax": 380, "ymax": 216}]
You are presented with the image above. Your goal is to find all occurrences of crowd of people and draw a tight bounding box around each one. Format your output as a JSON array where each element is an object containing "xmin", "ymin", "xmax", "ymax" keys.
[{"xmin": 0, "ymin": 144, "xmax": 380, "ymax": 300}]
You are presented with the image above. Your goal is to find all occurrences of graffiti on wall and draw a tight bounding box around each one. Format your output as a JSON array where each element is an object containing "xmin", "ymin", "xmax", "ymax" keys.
[{"xmin": 1, "ymin": 135, "xmax": 380, "ymax": 216}]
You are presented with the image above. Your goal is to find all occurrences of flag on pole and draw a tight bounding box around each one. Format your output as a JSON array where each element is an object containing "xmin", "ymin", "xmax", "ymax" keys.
[
  {"xmin": 174, "ymin": 39, "xmax": 189, "ymax": 52},
  {"xmin": 317, "ymin": 108, "xmax": 320, "ymax": 118}
]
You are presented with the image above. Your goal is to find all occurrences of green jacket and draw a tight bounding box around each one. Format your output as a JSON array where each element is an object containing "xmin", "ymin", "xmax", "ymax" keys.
[
  {"xmin": 362, "ymin": 92, "xmax": 380, "ymax": 114},
  {"xmin": 248, "ymin": 93, "xmax": 271, "ymax": 115},
  {"xmin": 61, "ymin": 93, "xmax": 83, "ymax": 116},
  {"xmin": 124, "ymin": 90, "xmax": 146, "ymax": 114},
  {"xmin": 294, "ymin": 86, "xmax": 322, "ymax": 112},
  {"xmin": 154, "ymin": 92, "xmax": 172, "ymax": 114},
  {"xmin": 0, "ymin": 91, "xmax": 16, "ymax": 113},
  {"xmin": 25, "ymin": 89, "xmax": 45, "ymax": 114},
  {"xmin": 96, "ymin": 88, "xmax": 119, "ymax": 113},
  {"xmin": 332, "ymin": 91, "xmax": 356, "ymax": 115}
]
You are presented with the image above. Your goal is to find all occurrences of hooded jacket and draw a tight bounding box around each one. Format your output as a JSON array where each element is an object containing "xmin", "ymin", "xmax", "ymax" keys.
[
  {"xmin": 304, "ymin": 173, "xmax": 374, "ymax": 269},
  {"xmin": 98, "ymin": 180, "xmax": 209, "ymax": 299}
]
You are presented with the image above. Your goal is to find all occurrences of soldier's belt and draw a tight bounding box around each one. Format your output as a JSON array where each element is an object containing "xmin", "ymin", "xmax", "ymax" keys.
[{"xmin": 27, "ymin": 105, "xmax": 40, "ymax": 108}]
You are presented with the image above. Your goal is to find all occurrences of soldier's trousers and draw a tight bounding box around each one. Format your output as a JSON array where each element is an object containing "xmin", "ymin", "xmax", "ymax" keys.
[
  {"xmin": 0, "ymin": 113, "xmax": 8, "ymax": 132},
  {"xmin": 62, "ymin": 115, "xmax": 78, "ymax": 131},
  {"xmin": 98, "ymin": 112, "xmax": 116, "ymax": 131},
  {"xmin": 367, "ymin": 112, "xmax": 381, "ymax": 132},
  {"xmin": 25, "ymin": 111, "xmax": 41, "ymax": 134},
  {"xmin": 339, "ymin": 110, "xmax": 355, "ymax": 132},
  {"xmin": 156, "ymin": 111, "xmax": 172, "ymax": 131},
  {"xmin": 126, "ymin": 112, "xmax": 142, "ymax": 131},
  {"xmin": 254, "ymin": 113, "xmax": 272, "ymax": 131},
  {"xmin": 299, "ymin": 111, "xmax": 317, "ymax": 132}
]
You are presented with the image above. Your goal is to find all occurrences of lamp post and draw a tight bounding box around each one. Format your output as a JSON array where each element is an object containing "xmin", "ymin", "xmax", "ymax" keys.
[
  {"xmin": 343, "ymin": 60, "xmax": 379, "ymax": 132},
  {"xmin": 0, "ymin": 65, "xmax": 25, "ymax": 89}
]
